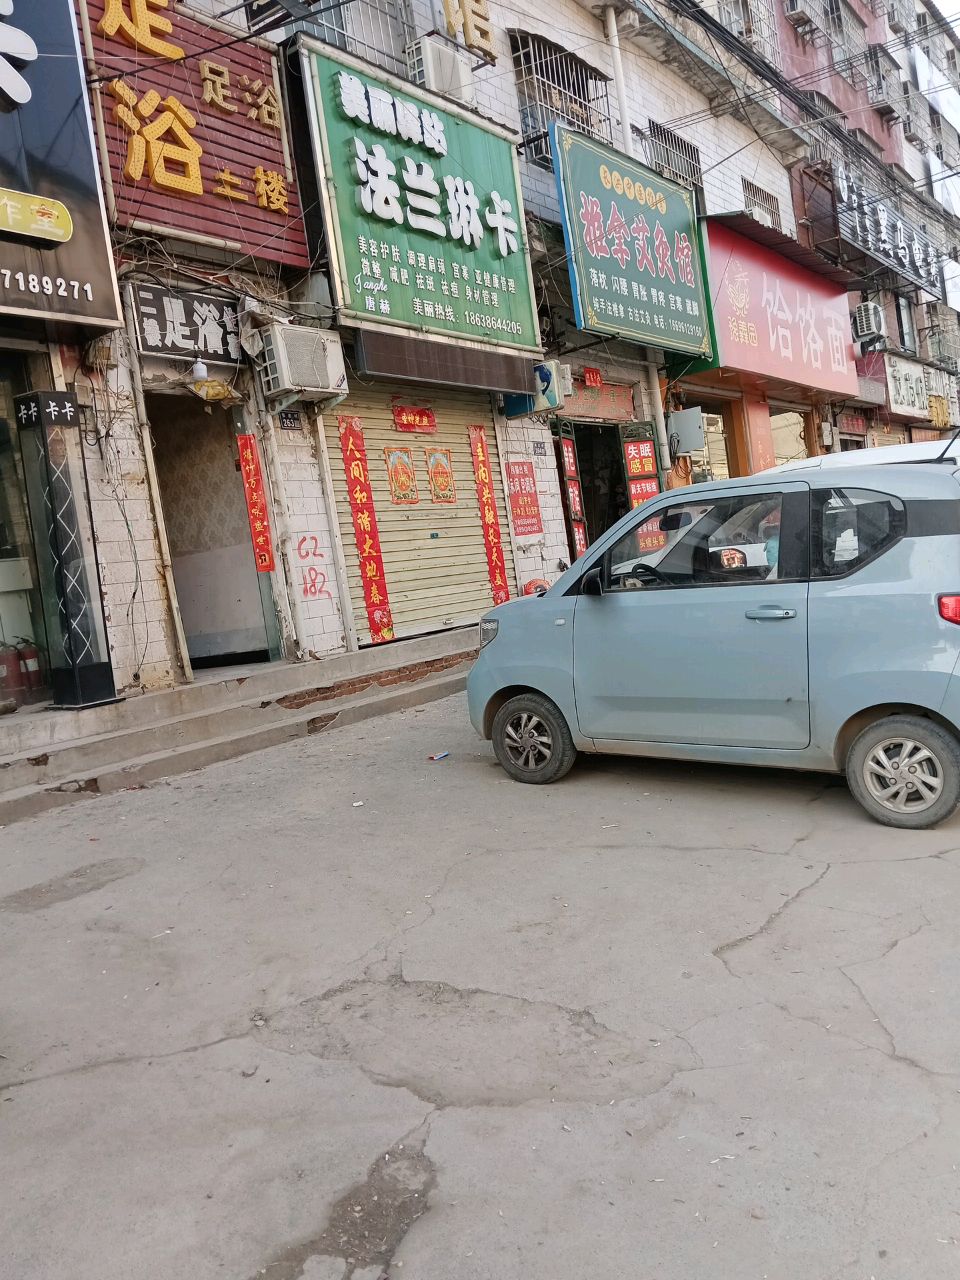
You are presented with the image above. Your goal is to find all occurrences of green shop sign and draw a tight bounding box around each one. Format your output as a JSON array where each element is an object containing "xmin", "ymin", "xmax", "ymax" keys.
[
  {"xmin": 550, "ymin": 125, "xmax": 711, "ymax": 358},
  {"xmin": 304, "ymin": 44, "xmax": 540, "ymax": 352}
]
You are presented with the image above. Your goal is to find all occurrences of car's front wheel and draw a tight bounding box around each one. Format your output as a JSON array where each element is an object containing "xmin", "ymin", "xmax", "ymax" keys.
[
  {"xmin": 845, "ymin": 714, "xmax": 960, "ymax": 829},
  {"xmin": 491, "ymin": 693, "xmax": 577, "ymax": 784}
]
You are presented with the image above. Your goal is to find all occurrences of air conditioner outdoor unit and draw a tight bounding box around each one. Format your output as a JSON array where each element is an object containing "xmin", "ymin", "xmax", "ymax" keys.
[
  {"xmin": 407, "ymin": 36, "xmax": 476, "ymax": 106},
  {"xmin": 784, "ymin": 0, "xmax": 816, "ymax": 27},
  {"xmin": 747, "ymin": 204, "xmax": 774, "ymax": 227},
  {"xmin": 903, "ymin": 112, "xmax": 926, "ymax": 145},
  {"xmin": 256, "ymin": 325, "xmax": 348, "ymax": 404},
  {"xmin": 853, "ymin": 300, "xmax": 886, "ymax": 343}
]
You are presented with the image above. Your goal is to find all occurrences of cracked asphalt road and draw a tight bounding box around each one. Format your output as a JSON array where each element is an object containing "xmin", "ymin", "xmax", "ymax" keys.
[{"xmin": 3, "ymin": 692, "xmax": 960, "ymax": 1280}]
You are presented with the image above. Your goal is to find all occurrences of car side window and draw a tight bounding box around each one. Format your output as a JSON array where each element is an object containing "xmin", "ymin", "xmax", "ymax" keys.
[
  {"xmin": 812, "ymin": 488, "xmax": 905, "ymax": 578},
  {"xmin": 605, "ymin": 491, "xmax": 787, "ymax": 591}
]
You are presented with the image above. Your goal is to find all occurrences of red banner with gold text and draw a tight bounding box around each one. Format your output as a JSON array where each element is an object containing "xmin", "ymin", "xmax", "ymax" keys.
[
  {"xmin": 237, "ymin": 434, "xmax": 275, "ymax": 572},
  {"xmin": 468, "ymin": 425, "xmax": 510, "ymax": 606},
  {"xmin": 338, "ymin": 416, "xmax": 395, "ymax": 643}
]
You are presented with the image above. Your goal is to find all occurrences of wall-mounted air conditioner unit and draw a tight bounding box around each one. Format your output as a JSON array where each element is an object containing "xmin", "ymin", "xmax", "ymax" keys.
[
  {"xmin": 784, "ymin": 0, "xmax": 816, "ymax": 27},
  {"xmin": 852, "ymin": 300, "xmax": 886, "ymax": 343},
  {"xmin": 747, "ymin": 204, "xmax": 774, "ymax": 227},
  {"xmin": 256, "ymin": 325, "xmax": 348, "ymax": 404},
  {"xmin": 407, "ymin": 35, "xmax": 476, "ymax": 106}
]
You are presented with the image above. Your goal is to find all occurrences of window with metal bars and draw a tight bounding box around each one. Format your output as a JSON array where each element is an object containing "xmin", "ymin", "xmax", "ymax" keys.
[
  {"xmin": 742, "ymin": 178, "xmax": 782, "ymax": 229},
  {"xmin": 509, "ymin": 31, "xmax": 612, "ymax": 169},
  {"xmin": 242, "ymin": 0, "xmax": 413, "ymax": 78},
  {"xmin": 633, "ymin": 122, "xmax": 705, "ymax": 212}
]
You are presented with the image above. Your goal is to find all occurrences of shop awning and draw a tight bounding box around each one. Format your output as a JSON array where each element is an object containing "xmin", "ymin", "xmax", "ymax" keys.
[{"xmin": 704, "ymin": 213, "xmax": 860, "ymax": 290}]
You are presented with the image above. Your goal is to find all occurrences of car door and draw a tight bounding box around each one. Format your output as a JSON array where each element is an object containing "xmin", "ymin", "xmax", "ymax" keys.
[{"xmin": 573, "ymin": 482, "xmax": 811, "ymax": 749}]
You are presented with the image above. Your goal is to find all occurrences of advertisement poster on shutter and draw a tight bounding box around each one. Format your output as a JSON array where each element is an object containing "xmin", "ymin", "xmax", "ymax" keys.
[
  {"xmin": 468, "ymin": 425, "xmax": 510, "ymax": 605},
  {"xmin": 339, "ymin": 417, "xmax": 394, "ymax": 643},
  {"xmin": 384, "ymin": 446, "xmax": 420, "ymax": 504},
  {"xmin": 506, "ymin": 461, "xmax": 543, "ymax": 537},
  {"xmin": 425, "ymin": 447, "xmax": 457, "ymax": 504}
]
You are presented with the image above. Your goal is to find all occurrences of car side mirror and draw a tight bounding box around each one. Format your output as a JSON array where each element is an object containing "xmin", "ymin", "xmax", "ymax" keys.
[{"xmin": 581, "ymin": 566, "xmax": 604, "ymax": 596}]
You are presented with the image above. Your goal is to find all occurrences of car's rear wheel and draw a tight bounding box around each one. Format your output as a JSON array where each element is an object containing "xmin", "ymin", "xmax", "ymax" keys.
[
  {"xmin": 845, "ymin": 714, "xmax": 960, "ymax": 829},
  {"xmin": 491, "ymin": 693, "xmax": 577, "ymax": 784}
]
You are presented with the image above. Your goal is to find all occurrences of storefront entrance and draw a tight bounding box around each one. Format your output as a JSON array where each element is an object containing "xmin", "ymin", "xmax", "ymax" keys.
[
  {"xmin": 0, "ymin": 353, "xmax": 51, "ymax": 704},
  {"xmin": 147, "ymin": 393, "xmax": 277, "ymax": 668}
]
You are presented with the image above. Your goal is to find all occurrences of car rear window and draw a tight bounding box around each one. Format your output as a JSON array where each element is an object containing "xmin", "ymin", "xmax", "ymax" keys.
[{"xmin": 812, "ymin": 488, "xmax": 906, "ymax": 577}]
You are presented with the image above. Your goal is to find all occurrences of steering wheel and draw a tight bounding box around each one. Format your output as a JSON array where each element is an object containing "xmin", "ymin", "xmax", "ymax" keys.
[{"xmin": 628, "ymin": 560, "xmax": 667, "ymax": 582}]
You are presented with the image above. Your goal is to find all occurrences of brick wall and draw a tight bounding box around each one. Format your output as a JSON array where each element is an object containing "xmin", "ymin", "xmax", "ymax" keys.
[
  {"xmin": 62, "ymin": 341, "xmax": 180, "ymax": 694},
  {"xmin": 269, "ymin": 417, "xmax": 347, "ymax": 657},
  {"xmin": 496, "ymin": 414, "xmax": 572, "ymax": 588}
]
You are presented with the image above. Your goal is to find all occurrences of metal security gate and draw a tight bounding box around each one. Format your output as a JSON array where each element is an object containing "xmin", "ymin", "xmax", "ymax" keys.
[{"xmin": 326, "ymin": 382, "xmax": 516, "ymax": 645}]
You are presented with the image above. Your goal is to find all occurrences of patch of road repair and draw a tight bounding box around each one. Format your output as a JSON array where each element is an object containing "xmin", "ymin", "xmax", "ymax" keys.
[{"xmin": 0, "ymin": 857, "xmax": 144, "ymax": 913}]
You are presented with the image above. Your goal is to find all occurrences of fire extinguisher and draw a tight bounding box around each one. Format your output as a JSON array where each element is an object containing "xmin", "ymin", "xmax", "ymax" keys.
[
  {"xmin": 0, "ymin": 642, "xmax": 26, "ymax": 703},
  {"xmin": 16, "ymin": 638, "xmax": 42, "ymax": 693}
]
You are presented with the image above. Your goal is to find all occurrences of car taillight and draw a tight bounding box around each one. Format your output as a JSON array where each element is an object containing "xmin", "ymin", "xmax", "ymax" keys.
[{"xmin": 939, "ymin": 595, "xmax": 960, "ymax": 624}]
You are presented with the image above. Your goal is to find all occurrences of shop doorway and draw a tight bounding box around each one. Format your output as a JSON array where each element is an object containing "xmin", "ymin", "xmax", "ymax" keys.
[
  {"xmin": 571, "ymin": 421, "xmax": 630, "ymax": 540},
  {"xmin": 0, "ymin": 352, "xmax": 52, "ymax": 704},
  {"xmin": 147, "ymin": 393, "xmax": 278, "ymax": 668}
]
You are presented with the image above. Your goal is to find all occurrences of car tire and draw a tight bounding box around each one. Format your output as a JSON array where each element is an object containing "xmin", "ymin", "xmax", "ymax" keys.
[
  {"xmin": 491, "ymin": 693, "xmax": 578, "ymax": 785},
  {"xmin": 845, "ymin": 714, "xmax": 960, "ymax": 829}
]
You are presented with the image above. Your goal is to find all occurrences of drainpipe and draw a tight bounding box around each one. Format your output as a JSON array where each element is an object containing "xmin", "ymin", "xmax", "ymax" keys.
[
  {"xmin": 122, "ymin": 284, "xmax": 194, "ymax": 683},
  {"xmin": 641, "ymin": 361, "xmax": 672, "ymax": 472},
  {"xmin": 605, "ymin": 6, "xmax": 634, "ymax": 157}
]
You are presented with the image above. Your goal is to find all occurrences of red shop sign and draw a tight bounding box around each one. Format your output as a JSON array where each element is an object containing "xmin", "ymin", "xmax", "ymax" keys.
[
  {"xmin": 623, "ymin": 438, "xmax": 656, "ymax": 478},
  {"xmin": 338, "ymin": 416, "xmax": 395, "ymax": 643},
  {"xmin": 468, "ymin": 425, "xmax": 510, "ymax": 606},
  {"xmin": 706, "ymin": 222, "xmax": 858, "ymax": 397},
  {"xmin": 583, "ymin": 366, "xmax": 604, "ymax": 388},
  {"xmin": 506, "ymin": 460, "xmax": 543, "ymax": 538},
  {"xmin": 237, "ymin": 434, "xmax": 275, "ymax": 573},
  {"xmin": 80, "ymin": 0, "xmax": 309, "ymax": 269},
  {"xmin": 628, "ymin": 476, "xmax": 660, "ymax": 510},
  {"xmin": 392, "ymin": 403, "xmax": 437, "ymax": 433}
]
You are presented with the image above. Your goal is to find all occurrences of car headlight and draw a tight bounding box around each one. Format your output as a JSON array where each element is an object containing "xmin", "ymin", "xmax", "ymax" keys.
[{"xmin": 479, "ymin": 617, "xmax": 499, "ymax": 648}]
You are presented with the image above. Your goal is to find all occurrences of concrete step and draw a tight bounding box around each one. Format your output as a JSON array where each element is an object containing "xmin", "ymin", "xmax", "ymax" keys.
[
  {"xmin": 0, "ymin": 626, "xmax": 478, "ymax": 757},
  {"xmin": 0, "ymin": 647, "xmax": 473, "ymax": 796},
  {"xmin": 0, "ymin": 666, "xmax": 468, "ymax": 827}
]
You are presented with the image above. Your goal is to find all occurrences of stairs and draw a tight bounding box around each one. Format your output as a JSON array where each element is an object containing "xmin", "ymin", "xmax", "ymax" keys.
[{"xmin": 0, "ymin": 629, "xmax": 476, "ymax": 826}]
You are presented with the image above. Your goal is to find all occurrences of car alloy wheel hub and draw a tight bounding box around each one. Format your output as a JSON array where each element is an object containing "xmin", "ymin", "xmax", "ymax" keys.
[
  {"xmin": 863, "ymin": 737, "xmax": 944, "ymax": 813},
  {"xmin": 503, "ymin": 711, "xmax": 554, "ymax": 770}
]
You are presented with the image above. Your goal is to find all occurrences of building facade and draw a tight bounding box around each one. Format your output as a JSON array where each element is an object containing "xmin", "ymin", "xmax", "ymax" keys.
[{"xmin": 6, "ymin": 0, "xmax": 960, "ymax": 714}]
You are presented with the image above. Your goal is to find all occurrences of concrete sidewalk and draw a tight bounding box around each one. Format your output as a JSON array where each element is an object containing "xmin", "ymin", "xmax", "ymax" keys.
[{"xmin": 2, "ymin": 693, "xmax": 959, "ymax": 1279}]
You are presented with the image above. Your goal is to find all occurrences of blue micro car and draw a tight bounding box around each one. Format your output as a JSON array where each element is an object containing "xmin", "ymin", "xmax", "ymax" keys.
[{"xmin": 468, "ymin": 442, "xmax": 960, "ymax": 828}]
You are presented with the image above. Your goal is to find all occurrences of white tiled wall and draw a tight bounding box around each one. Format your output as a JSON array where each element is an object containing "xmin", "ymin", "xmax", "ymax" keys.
[{"xmin": 496, "ymin": 415, "xmax": 572, "ymax": 587}]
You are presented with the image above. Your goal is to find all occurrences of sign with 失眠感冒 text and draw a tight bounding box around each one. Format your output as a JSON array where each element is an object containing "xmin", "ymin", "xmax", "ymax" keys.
[
  {"xmin": 550, "ymin": 125, "xmax": 711, "ymax": 358},
  {"xmin": 303, "ymin": 44, "xmax": 539, "ymax": 353},
  {"xmin": 79, "ymin": 0, "xmax": 308, "ymax": 269}
]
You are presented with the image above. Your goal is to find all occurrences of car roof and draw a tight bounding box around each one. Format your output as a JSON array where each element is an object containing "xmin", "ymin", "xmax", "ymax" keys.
[{"xmin": 769, "ymin": 440, "xmax": 956, "ymax": 471}]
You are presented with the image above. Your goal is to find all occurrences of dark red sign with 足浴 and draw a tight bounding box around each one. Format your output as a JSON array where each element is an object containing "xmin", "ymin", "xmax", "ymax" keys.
[
  {"xmin": 339, "ymin": 417, "xmax": 394, "ymax": 644},
  {"xmin": 506, "ymin": 460, "xmax": 543, "ymax": 538},
  {"xmin": 78, "ymin": 0, "xmax": 308, "ymax": 268},
  {"xmin": 392, "ymin": 403, "xmax": 437, "ymax": 432},
  {"xmin": 237, "ymin": 434, "xmax": 275, "ymax": 573},
  {"xmin": 469, "ymin": 425, "xmax": 510, "ymax": 606}
]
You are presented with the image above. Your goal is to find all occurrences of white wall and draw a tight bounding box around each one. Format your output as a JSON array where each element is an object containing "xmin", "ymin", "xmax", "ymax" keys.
[{"xmin": 496, "ymin": 415, "xmax": 572, "ymax": 587}]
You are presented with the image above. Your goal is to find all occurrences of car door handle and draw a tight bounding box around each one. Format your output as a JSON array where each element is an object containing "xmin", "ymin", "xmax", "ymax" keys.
[{"xmin": 745, "ymin": 606, "xmax": 798, "ymax": 621}]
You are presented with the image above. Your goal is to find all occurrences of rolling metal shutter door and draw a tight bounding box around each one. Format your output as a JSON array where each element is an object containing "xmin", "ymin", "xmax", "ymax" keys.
[{"xmin": 327, "ymin": 383, "xmax": 516, "ymax": 645}]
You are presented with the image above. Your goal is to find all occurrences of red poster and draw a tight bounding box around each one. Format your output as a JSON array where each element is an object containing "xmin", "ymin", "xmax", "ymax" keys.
[
  {"xmin": 567, "ymin": 478, "xmax": 584, "ymax": 521},
  {"xmin": 425, "ymin": 448, "xmax": 456, "ymax": 504},
  {"xmin": 623, "ymin": 438, "xmax": 656, "ymax": 478},
  {"xmin": 80, "ymin": 0, "xmax": 309, "ymax": 268},
  {"xmin": 237, "ymin": 434, "xmax": 275, "ymax": 572},
  {"xmin": 636, "ymin": 518, "xmax": 667, "ymax": 553},
  {"xmin": 572, "ymin": 521, "xmax": 588, "ymax": 558},
  {"xmin": 628, "ymin": 476, "xmax": 660, "ymax": 509},
  {"xmin": 583, "ymin": 366, "xmax": 603, "ymax": 388},
  {"xmin": 561, "ymin": 436, "xmax": 578, "ymax": 479},
  {"xmin": 506, "ymin": 460, "xmax": 543, "ymax": 538},
  {"xmin": 468, "ymin": 425, "xmax": 510, "ymax": 606},
  {"xmin": 393, "ymin": 404, "xmax": 437, "ymax": 432},
  {"xmin": 707, "ymin": 222, "xmax": 858, "ymax": 397},
  {"xmin": 339, "ymin": 416, "xmax": 394, "ymax": 643},
  {"xmin": 384, "ymin": 446, "xmax": 419, "ymax": 505}
]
